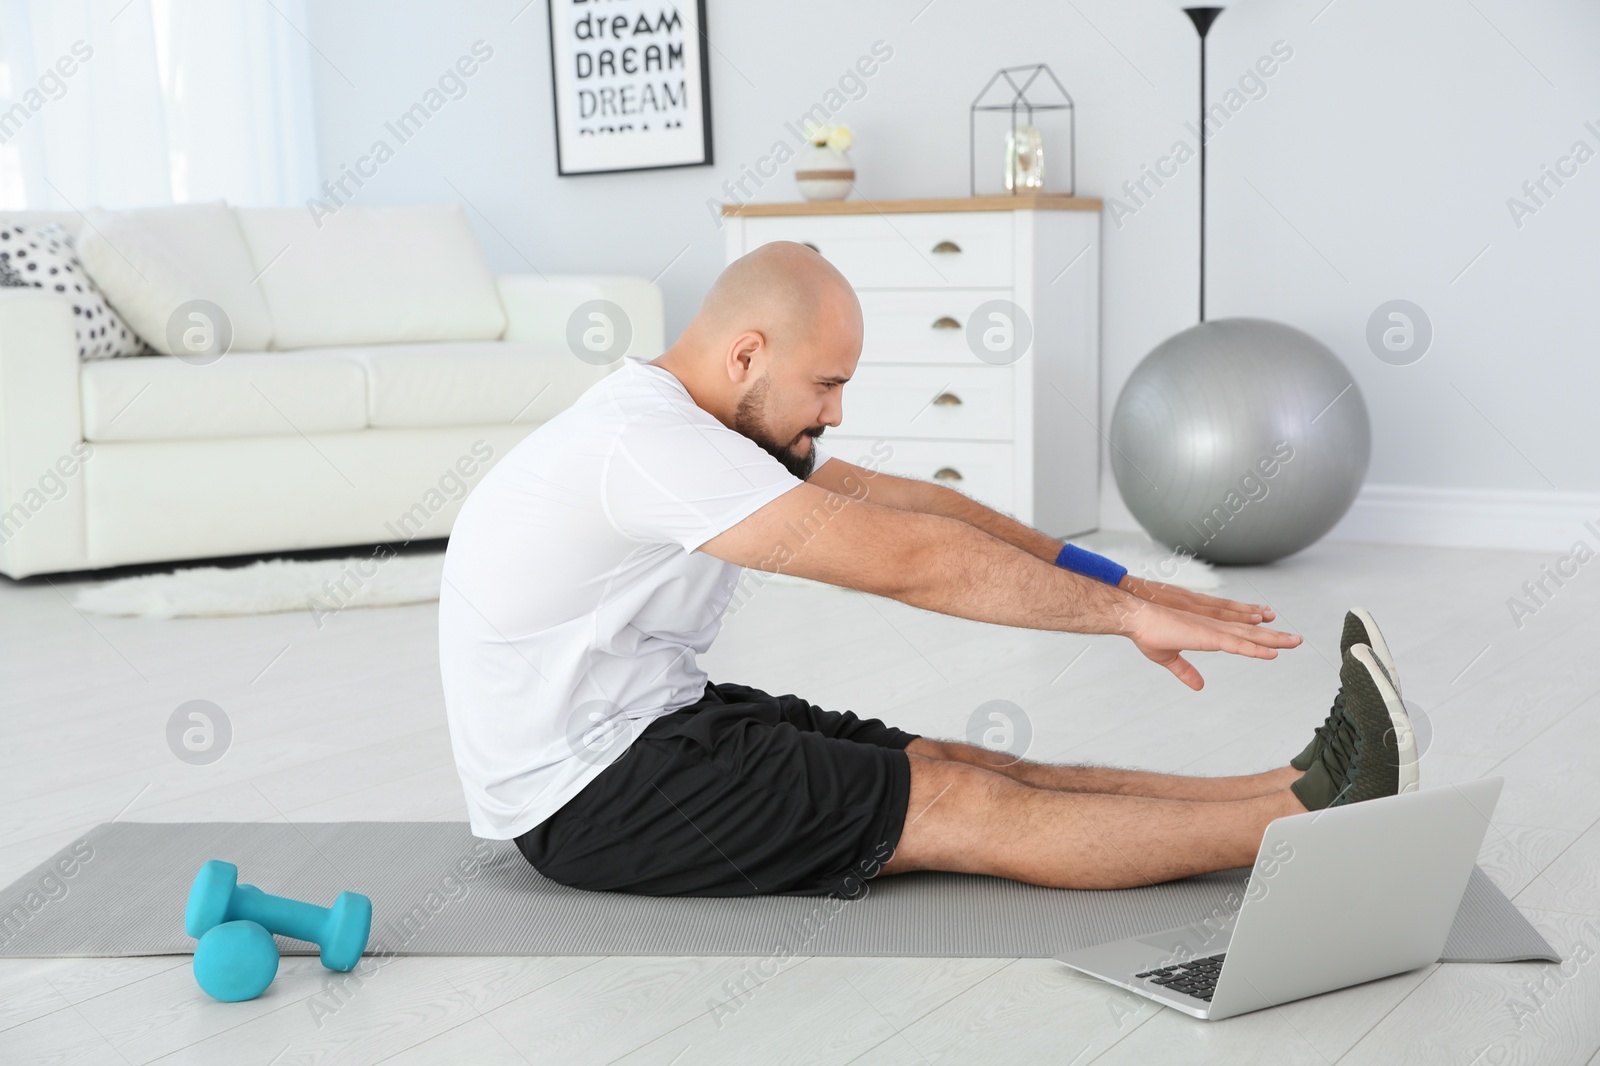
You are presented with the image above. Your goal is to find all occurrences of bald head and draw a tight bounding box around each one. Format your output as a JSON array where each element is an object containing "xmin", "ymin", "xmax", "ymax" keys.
[
  {"xmin": 687, "ymin": 241, "xmax": 860, "ymax": 358},
  {"xmin": 652, "ymin": 242, "xmax": 863, "ymax": 480}
]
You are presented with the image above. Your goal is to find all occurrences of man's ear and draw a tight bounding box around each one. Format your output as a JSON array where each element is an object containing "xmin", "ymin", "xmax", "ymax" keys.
[{"xmin": 725, "ymin": 330, "xmax": 765, "ymax": 384}]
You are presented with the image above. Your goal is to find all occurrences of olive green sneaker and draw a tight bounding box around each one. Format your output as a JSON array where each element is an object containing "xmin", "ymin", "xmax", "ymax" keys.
[
  {"xmin": 1346, "ymin": 607, "xmax": 1401, "ymax": 697},
  {"xmin": 1291, "ymin": 644, "xmax": 1419, "ymax": 811},
  {"xmin": 1289, "ymin": 609, "xmax": 1402, "ymax": 771}
]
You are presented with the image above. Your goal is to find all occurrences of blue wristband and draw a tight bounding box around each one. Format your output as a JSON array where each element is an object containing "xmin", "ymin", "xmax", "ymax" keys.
[{"xmin": 1054, "ymin": 543, "xmax": 1128, "ymax": 586}]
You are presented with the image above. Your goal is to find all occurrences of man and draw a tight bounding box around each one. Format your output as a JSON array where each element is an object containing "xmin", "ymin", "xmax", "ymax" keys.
[{"xmin": 438, "ymin": 242, "xmax": 1416, "ymax": 900}]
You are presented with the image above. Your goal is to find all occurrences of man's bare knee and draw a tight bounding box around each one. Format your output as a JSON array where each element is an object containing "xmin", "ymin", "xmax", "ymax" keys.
[{"xmin": 880, "ymin": 752, "xmax": 1013, "ymax": 878}]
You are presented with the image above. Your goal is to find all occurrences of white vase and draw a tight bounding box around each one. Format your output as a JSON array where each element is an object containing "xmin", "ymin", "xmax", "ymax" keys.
[{"xmin": 795, "ymin": 144, "xmax": 854, "ymax": 201}]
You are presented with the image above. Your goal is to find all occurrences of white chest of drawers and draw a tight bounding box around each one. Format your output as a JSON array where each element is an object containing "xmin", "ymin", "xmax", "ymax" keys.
[{"xmin": 722, "ymin": 195, "xmax": 1102, "ymax": 537}]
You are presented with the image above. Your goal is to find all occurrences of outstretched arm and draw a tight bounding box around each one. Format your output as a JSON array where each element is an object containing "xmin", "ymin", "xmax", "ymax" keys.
[
  {"xmin": 806, "ymin": 456, "xmax": 1276, "ymax": 625},
  {"xmin": 700, "ymin": 479, "xmax": 1300, "ymax": 690},
  {"xmin": 808, "ymin": 455, "xmax": 1064, "ymax": 562}
]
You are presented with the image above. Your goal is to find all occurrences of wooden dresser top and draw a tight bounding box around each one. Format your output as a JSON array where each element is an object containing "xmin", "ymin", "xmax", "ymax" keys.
[{"xmin": 721, "ymin": 194, "xmax": 1102, "ymax": 217}]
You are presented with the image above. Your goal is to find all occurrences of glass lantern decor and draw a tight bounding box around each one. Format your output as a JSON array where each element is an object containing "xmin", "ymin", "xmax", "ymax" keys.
[{"xmin": 970, "ymin": 64, "xmax": 1075, "ymax": 197}]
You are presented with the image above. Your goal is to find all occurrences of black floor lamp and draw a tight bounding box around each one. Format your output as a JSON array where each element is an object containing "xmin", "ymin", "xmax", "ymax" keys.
[{"xmin": 1184, "ymin": 5, "xmax": 1224, "ymax": 323}]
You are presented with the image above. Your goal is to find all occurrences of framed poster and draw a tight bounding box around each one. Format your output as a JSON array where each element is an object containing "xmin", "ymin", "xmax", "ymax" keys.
[{"xmin": 546, "ymin": 0, "xmax": 714, "ymax": 176}]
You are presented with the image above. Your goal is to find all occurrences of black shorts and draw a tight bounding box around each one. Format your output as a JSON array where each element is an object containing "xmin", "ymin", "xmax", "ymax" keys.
[{"xmin": 515, "ymin": 681, "xmax": 918, "ymax": 899}]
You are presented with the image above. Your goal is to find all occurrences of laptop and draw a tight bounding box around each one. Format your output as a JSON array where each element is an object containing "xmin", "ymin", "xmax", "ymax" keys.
[{"xmin": 1054, "ymin": 776, "xmax": 1503, "ymax": 1021}]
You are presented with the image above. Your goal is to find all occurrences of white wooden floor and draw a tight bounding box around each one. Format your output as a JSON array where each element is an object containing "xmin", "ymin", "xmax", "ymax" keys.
[{"xmin": 3, "ymin": 537, "xmax": 1599, "ymax": 1065}]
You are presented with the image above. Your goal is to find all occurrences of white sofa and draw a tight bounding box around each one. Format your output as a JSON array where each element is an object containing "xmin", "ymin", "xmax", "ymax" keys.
[{"xmin": 0, "ymin": 204, "xmax": 663, "ymax": 579}]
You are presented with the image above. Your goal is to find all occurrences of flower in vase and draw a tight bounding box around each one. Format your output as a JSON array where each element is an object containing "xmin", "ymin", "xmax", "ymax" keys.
[{"xmin": 802, "ymin": 122, "xmax": 853, "ymax": 153}]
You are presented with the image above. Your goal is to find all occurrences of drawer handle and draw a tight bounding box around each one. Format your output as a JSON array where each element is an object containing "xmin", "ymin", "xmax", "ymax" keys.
[
  {"xmin": 801, "ymin": 241, "xmax": 820, "ymax": 253},
  {"xmin": 931, "ymin": 240, "xmax": 962, "ymax": 254},
  {"xmin": 932, "ymin": 391, "xmax": 963, "ymax": 407},
  {"xmin": 931, "ymin": 316, "xmax": 961, "ymax": 330},
  {"xmin": 933, "ymin": 467, "xmax": 964, "ymax": 482}
]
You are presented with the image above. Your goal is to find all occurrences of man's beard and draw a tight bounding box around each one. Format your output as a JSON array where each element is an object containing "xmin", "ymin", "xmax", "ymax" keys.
[{"xmin": 733, "ymin": 374, "xmax": 823, "ymax": 481}]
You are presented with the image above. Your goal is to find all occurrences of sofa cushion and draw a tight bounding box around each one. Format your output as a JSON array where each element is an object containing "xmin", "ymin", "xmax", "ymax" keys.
[
  {"xmin": 74, "ymin": 202, "xmax": 275, "ymax": 357},
  {"xmin": 318, "ymin": 340, "xmax": 610, "ymax": 428},
  {"xmin": 235, "ymin": 204, "xmax": 507, "ymax": 350},
  {"xmin": 81, "ymin": 350, "xmax": 368, "ymax": 442},
  {"xmin": 0, "ymin": 222, "xmax": 144, "ymax": 360},
  {"xmin": 0, "ymin": 211, "xmax": 83, "ymax": 240}
]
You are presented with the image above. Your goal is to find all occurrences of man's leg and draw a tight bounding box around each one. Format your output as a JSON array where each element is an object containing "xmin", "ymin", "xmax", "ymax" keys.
[
  {"xmin": 879, "ymin": 751, "xmax": 1306, "ymax": 890},
  {"xmin": 906, "ymin": 737, "xmax": 1300, "ymax": 802}
]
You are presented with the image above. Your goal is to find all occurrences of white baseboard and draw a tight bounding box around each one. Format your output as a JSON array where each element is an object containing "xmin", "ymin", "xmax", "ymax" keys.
[
  {"xmin": 1327, "ymin": 484, "xmax": 1600, "ymax": 553},
  {"xmin": 1098, "ymin": 484, "xmax": 1600, "ymax": 554}
]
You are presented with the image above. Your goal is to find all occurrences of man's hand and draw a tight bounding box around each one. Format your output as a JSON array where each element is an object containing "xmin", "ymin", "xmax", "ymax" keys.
[
  {"xmin": 1119, "ymin": 574, "xmax": 1277, "ymax": 626},
  {"xmin": 1114, "ymin": 596, "xmax": 1302, "ymax": 691}
]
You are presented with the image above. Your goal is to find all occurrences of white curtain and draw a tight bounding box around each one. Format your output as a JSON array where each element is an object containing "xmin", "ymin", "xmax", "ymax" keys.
[{"xmin": 0, "ymin": 0, "xmax": 319, "ymax": 210}]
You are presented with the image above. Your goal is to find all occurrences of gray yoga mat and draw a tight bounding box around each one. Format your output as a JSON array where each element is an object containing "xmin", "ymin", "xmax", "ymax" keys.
[{"xmin": 0, "ymin": 822, "xmax": 1559, "ymax": 963}]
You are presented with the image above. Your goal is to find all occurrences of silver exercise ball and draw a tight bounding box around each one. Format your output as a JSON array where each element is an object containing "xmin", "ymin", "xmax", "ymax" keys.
[{"xmin": 1109, "ymin": 318, "xmax": 1370, "ymax": 565}]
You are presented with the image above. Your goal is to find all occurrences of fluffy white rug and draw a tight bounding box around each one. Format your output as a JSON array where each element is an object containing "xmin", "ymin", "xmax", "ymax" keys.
[
  {"xmin": 71, "ymin": 536, "xmax": 1218, "ymax": 619},
  {"xmin": 72, "ymin": 551, "xmax": 446, "ymax": 619}
]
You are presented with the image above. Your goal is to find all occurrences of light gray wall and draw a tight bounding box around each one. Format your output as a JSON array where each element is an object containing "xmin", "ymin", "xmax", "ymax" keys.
[{"xmin": 305, "ymin": 0, "xmax": 1600, "ymax": 542}]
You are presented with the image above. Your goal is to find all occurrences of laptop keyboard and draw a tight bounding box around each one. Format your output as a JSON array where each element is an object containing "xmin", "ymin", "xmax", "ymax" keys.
[{"xmin": 1133, "ymin": 953, "xmax": 1226, "ymax": 1002}]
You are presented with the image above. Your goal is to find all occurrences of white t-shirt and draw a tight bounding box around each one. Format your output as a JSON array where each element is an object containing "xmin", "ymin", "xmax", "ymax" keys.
[{"xmin": 438, "ymin": 357, "xmax": 834, "ymax": 839}]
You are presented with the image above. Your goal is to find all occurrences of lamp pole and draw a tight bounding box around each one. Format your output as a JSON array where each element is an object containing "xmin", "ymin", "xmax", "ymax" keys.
[{"xmin": 1184, "ymin": 6, "xmax": 1223, "ymax": 323}]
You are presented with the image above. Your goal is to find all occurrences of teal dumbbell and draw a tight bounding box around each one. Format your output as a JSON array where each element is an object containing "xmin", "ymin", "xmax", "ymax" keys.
[
  {"xmin": 193, "ymin": 920, "xmax": 279, "ymax": 1002},
  {"xmin": 186, "ymin": 860, "xmax": 372, "ymax": 973}
]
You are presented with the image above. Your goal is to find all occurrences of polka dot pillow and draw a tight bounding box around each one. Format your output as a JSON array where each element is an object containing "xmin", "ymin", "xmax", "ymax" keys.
[{"xmin": 0, "ymin": 221, "xmax": 145, "ymax": 360}]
